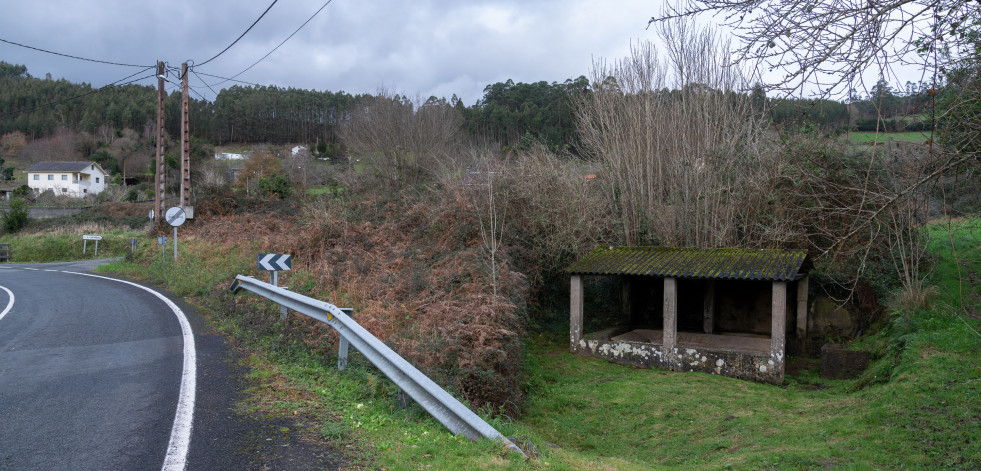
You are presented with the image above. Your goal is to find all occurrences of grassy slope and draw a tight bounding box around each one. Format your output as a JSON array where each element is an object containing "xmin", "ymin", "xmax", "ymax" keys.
[{"xmin": 11, "ymin": 217, "xmax": 974, "ymax": 469}]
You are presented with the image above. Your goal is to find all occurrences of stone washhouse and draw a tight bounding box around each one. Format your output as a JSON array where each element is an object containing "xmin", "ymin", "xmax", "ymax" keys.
[{"xmin": 567, "ymin": 246, "xmax": 812, "ymax": 383}]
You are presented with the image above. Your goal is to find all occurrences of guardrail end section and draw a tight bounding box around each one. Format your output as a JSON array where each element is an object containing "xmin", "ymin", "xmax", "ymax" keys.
[{"xmin": 229, "ymin": 275, "xmax": 253, "ymax": 293}]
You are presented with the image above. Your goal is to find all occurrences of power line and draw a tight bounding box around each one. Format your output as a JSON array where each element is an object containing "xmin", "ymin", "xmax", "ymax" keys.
[
  {"xmin": 0, "ymin": 67, "xmax": 155, "ymax": 118},
  {"xmin": 186, "ymin": 84, "xmax": 208, "ymax": 102},
  {"xmin": 198, "ymin": 0, "xmax": 334, "ymax": 87},
  {"xmin": 195, "ymin": 0, "xmax": 279, "ymax": 67},
  {"xmin": 0, "ymin": 37, "xmax": 152, "ymax": 68},
  {"xmin": 191, "ymin": 71, "xmax": 265, "ymax": 88},
  {"xmin": 189, "ymin": 68, "xmax": 220, "ymax": 98}
]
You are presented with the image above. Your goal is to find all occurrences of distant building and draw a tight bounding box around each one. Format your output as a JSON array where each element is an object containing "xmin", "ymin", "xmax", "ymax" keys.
[{"xmin": 25, "ymin": 161, "xmax": 110, "ymax": 197}]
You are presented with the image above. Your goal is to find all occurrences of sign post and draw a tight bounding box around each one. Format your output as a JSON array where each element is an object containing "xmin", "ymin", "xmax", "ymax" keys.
[
  {"xmin": 82, "ymin": 234, "xmax": 103, "ymax": 257},
  {"xmin": 257, "ymin": 253, "xmax": 292, "ymax": 320},
  {"xmin": 157, "ymin": 236, "xmax": 168, "ymax": 256},
  {"xmin": 165, "ymin": 206, "xmax": 186, "ymax": 261}
]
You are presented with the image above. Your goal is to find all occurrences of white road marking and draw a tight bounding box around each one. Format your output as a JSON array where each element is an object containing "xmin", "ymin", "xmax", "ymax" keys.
[
  {"xmin": 62, "ymin": 271, "xmax": 196, "ymax": 471},
  {"xmin": 0, "ymin": 285, "xmax": 14, "ymax": 322},
  {"xmin": 23, "ymin": 268, "xmax": 39, "ymax": 271}
]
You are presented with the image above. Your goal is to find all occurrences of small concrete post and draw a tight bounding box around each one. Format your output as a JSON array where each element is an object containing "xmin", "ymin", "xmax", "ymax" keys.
[
  {"xmin": 796, "ymin": 275, "xmax": 809, "ymax": 341},
  {"xmin": 570, "ymin": 275, "xmax": 583, "ymax": 352},
  {"xmin": 771, "ymin": 281, "xmax": 787, "ymax": 361},
  {"xmin": 703, "ymin": 280, "xmax": 715, "ymax": 334},
  {"xmin": 338, "ymin": 308, "xmax": 353, "ymax": 370},
  {"xmin": 270, "ymin": 271, "xmax": 287, "ymax": 321},
  {"xmin": 663, "ymin": 277, "xmax": 677, "ymax": 352}
]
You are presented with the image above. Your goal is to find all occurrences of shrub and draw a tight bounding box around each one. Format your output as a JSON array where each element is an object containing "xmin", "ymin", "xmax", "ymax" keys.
[
  {"xmin": 257, "ymin": 173, "xmax": 292, "ymax": 198},
  {"xmin": 1, "ymin": 198, "xmax": 30, "ymax": 233}
]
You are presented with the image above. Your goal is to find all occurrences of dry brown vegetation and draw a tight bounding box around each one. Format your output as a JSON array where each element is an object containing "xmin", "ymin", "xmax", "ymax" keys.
[{"xmin": 187, "ymin": 184, "xmax": 529, "ymax": 413}]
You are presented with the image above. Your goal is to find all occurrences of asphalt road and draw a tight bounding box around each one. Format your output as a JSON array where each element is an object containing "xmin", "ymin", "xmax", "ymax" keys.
[{"xmin": 0, "ymin": 260, "xmax": 342, "ymax": 471}]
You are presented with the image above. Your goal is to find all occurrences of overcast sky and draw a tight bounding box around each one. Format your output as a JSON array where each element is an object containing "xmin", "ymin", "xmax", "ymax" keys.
[{"xmin": 0, "ymin": 0, "xmax": 664, "ymax": 105}]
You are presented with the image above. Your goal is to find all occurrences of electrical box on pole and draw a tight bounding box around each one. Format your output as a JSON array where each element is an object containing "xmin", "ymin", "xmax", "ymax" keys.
[
  {"xmin": 180, "ymin": 62, "xmax": 193, "ymax": 219},
  {"xmin": 155, "ymin": 61, "xmax": 166, "ymax": 225}
]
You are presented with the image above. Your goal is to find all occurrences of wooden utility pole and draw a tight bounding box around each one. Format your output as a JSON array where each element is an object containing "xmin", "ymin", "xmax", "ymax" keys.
[
  {"xmin": 154, "ymin": 61, "xmax": 166, "ymax": 224},
  {"xmin": 179, "ymin": 62, "xmax": 192, "ymax": 215}
]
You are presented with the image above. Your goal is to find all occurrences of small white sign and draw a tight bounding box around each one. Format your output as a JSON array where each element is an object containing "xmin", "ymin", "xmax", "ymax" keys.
[{"xmin": 82, "ymin": 235, "xmax": 103, "ymax": 241}]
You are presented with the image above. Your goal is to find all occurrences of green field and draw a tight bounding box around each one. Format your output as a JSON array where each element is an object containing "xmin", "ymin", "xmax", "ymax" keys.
[{"xmin": 845, "ymin": 131, "xmax": 932, "ymax": 144}]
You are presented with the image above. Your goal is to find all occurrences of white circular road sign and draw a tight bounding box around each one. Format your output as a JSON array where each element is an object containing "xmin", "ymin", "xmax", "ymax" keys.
[{"xmin": 165, "ymin": 206, "xmax": 187, "ymax": 227}]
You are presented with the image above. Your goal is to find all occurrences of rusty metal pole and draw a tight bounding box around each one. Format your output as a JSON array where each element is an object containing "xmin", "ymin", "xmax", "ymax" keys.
[
  {"xmin": 180, "ymin": 62, "xmax": 191, "ymax": 211},
  {"xmin": 154, "ymin": 61, "xmax": 166, "ymax": 224}
]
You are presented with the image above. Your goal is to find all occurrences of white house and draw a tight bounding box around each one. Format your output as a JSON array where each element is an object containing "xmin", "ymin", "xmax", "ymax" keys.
[{"xmin": 26, "ymin": 161, "xmax": 110, "ymax": 197}]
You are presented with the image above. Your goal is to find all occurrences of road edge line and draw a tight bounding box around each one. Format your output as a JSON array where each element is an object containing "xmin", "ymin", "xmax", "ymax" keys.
[
  {"xmin": 0, "ymin": 285, "xmax": 14, "ymax": 322},
  {"xmin": 63, "ymin": 271, "xmax": 196, "ymax": 471}
]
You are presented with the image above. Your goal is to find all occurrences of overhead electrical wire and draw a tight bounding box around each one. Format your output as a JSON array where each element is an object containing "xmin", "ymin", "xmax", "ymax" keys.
[
  {"xmin": 195, "ymin": 0, "xmax": 280, "ymax": 67},
  {"xmin": 0, "ymin": 37, "xmax": 152, "ymax": 68},
  {"xmin": 197, "ymin": 0, "xmax": 334, "ymax": 87},
  {"xmin": 189, "ymin": 68, "xmax": 220, "ymax": 98},
  {"xmin": 191, "ymin": 71, "xmax": 265, "ymax": 88},
  {"xmin": 0, "ymin": 67, "xmax": 156, "ymax": 118}
]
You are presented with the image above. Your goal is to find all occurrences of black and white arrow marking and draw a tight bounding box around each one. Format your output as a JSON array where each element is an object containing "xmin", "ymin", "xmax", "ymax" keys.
[{"xmin": 257, "ymin": 253, "xmax": 292, "ymax": 271}]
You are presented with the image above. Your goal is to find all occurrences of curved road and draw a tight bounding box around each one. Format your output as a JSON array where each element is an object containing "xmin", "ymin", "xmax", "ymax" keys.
[
  {"xmin": 0, "ymin": 260, "xmax": 342, "ymax": 471},
  {"xmin": 0, "ymin": 261, "xmax": 193, "ymax": 470}
]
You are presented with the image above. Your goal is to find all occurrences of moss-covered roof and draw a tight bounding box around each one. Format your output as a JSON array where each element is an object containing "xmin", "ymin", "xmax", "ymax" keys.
[{"xmin": 567, "ymin": 246, "xmax": 810, "ymax": 281}]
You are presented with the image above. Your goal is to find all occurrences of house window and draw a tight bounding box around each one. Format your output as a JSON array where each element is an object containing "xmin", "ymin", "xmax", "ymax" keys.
[
  {"xmin": 96, "ymin": 177, "xmax": 100, "ymax": 183},
  {"xmin": 48, "ymin": 175, "xmax": 54, "ymax": 180},
  {"xmin": 62, "ymin": 188, "xmax": 67, "ymax": 193},
  {"xmin": 33, "ymin": 175, "xmax": 38, "ymax": 180},
  {"xmin": 62, "ymin": 175, "xmax": 68, "ymax": 181},
  {"xmin": 83, "ymin": 189, "xmax": 88, "ymax": 193}
]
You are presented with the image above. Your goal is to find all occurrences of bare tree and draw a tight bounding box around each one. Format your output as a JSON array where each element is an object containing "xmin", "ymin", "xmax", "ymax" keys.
[
  {"xmin": 285, "ymin": 145, "xmax": 314, "ymax": 190},
  {"xmin": 652, "ymin": 1, "xmax": 981, "ymax": 310},
  {"xmin": 652, "ymin": 0, "xmax": 979, "ymax": 96},
  {"xmin": 339, "ymin": 92, "xmax": 464, "ymax": 187},
  {"xmin": 577, "ymin": 23, "xmax": 779, "ymax": 248},
  {"xmin": 20, "ymin": 127, "xmax": 81, "ymax": 165},
  {"xmin": 111, "ymin": 129, "xmax": 141, "ymax": 184},
  {"xmin": 97, "ymin": 124, "xmax": 116, "ymax": 146},
  {"xmin": 465, "ymin": 147, "xmax": 509, "ymax": 303}
]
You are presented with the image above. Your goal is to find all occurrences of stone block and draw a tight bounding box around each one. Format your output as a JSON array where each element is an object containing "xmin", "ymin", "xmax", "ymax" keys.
[{"xmin": 820, "ymin": 343, "xmax": 870, "ymax": 379}]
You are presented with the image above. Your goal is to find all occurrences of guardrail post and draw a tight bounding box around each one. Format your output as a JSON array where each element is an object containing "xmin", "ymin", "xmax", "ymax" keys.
[
  {"xmin": 338, "ymin": 308, "xmax": 353, "ymax": 370},
  {"xmin": 270, "ymin": 271, "xmax": 288, "ymax": 321}
]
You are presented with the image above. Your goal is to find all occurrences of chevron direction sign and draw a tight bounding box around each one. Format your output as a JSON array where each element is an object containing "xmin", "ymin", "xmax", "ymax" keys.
[{"xmin": 257, "ymin": 253, "xmax": 292, "ymax": 271}]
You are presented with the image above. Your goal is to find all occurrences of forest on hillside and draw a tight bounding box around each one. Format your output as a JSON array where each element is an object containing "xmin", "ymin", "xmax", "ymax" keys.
[{"xmin": 0, "ymin": 57, "xmax": 941, "ymax": 182}]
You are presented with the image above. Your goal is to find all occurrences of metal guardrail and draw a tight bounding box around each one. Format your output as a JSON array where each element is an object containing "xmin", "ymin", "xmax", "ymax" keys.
[{"xmin": 229, "ymin": 275, "xmax": 526, "ymax": 457}]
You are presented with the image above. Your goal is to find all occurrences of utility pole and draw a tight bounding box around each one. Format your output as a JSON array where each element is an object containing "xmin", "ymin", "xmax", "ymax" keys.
[
  {"xmin": 154, "ymin": 61, "xmax": 166, "ymax": 224},
  {"xmin": 179, "ymin": 62, "xmax": 192, "ymax": 217}
]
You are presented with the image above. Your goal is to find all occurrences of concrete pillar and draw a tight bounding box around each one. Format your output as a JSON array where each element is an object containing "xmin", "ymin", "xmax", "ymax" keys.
[
  {"xmin": 771, "ymin": 281, "xmax": 787, "ymax": 358},
  {"xmin": 570, "ymin": 275, "xmax": 583, "ymax": 352},
  {"xmin": 703, "ymin": 280, "xmax": 715, "ymax": 334},
  {"xmin": 796, "ymin": 275, "xmax": 809, "ymax": 340},
  {"xmin": 663, "ymin": 277, "xmax": 677, "ymax": 351}
]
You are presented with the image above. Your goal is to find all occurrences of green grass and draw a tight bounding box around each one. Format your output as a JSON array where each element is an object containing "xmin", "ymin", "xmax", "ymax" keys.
[
  {"xmin": 0, "ymin": 229, "xmax": 144, "ymax": 262},
  {"xmin": 845, "ymin": 131, "xmax": 932, "ymax": 144},
  {"xmin": 14, "ymin": 218, "xmax": 975, "ymax": 469}
]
